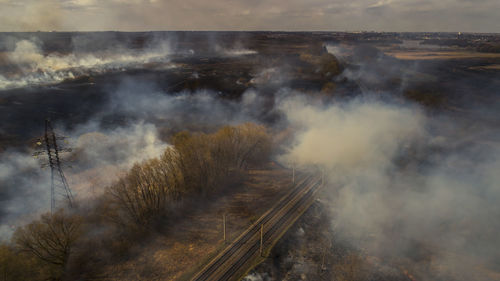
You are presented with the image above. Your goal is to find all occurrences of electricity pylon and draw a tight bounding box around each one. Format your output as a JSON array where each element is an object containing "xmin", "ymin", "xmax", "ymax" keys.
[{"xmin": 33, "ymin": 119, "xmax": 74, "ymax": 213}]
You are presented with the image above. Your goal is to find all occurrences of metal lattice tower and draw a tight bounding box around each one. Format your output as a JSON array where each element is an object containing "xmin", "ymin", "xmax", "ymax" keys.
[{"xmin": 34, "ymin": 119, "xmax": 74, "ymax": 213}]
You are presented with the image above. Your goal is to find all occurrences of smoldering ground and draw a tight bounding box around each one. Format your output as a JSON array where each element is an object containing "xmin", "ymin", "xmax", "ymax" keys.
[
  {"xmin": 1, "ymin": 32, "xmax": 498, "ymax": 280},
  {"xmin": 0, "ymin": 73, "xmax": 277, "ymax": 239},
  {"xmin": 0, "ymin": 32, "xmax": 261, "ymax": 91},
  {"xmin": 278, "ymin": 94, "xmax": 500, "ymax": 280},
  {"xmin": 0, "ymin": 32, "xmax": 271, "ymax": 240},
  {"xmin": 0, "ymin": 36, "xmax": 173, "ymax": 90}
]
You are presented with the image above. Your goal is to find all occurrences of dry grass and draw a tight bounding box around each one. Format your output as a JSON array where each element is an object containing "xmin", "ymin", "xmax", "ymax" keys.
[
  {"xmin": 98, "ymin": 165, "xmax": 293, "ymax": 280},
  {"xmin": 385, "ymin": 51, "xmax": 500, "ymax": 60},
  {"xmin": 0, "ymin": 52, "xmax": 9, "ymax": 65},
  {"xmin": 470, "ymin": 64, "xmax": 500, "ymax": 70}
]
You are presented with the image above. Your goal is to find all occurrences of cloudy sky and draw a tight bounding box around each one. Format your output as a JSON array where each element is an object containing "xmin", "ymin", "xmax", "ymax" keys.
[{"xmin": 0, "ymin": 0, "xmax": 499, "ymax": 32}]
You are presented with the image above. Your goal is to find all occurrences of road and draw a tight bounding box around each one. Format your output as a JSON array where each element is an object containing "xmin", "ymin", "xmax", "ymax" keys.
[{"xmin": 190, "ymin": 174, "xmax": 322, "ymax": 281}]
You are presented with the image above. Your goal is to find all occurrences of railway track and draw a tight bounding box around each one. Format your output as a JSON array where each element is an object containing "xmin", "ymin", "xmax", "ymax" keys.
[{"xmin": 190, "ymin": 174, "xmax": 322, "ymax": 281}]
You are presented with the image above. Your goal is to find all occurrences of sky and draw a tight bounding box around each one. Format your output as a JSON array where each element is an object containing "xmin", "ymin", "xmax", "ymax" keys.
[{"xmin": 0, "ymin": 0, "xmax": 499, "ymax": 32}]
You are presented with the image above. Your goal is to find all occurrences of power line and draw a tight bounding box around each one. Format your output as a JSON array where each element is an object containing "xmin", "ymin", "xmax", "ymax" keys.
[{"xmin": 34, "ymin": 119, "xmax": 75, "ymax": 213}]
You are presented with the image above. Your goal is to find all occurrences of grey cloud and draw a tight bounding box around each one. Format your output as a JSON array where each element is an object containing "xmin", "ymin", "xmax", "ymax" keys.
[{"xmin": 1, "ymin": 0, "xmax": 499, "ymax": 32}]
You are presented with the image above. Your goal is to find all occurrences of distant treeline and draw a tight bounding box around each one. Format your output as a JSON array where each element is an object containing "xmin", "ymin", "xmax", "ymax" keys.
[{"xmin": 421, "ymin": 39, "xmax": 500, "ymax": 53}]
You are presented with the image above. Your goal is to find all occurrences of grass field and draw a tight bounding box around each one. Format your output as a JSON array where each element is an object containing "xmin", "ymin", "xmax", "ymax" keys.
[
  {"xmin": 385, "ymin": 50, "xmax": 500, "ymax": 60},
  {"xmin": 97, "ymin": 164, "xmax": 294, "ymax": 281}
]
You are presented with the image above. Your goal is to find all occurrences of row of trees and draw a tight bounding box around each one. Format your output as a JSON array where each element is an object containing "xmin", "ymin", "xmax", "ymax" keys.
[
  {"xmin": 109, "ymin": 122, "xmax": 271, "ymax": 227},
  {"xmin": 3, "ymin": 123, "xmax": 271, "ymax": 280}
]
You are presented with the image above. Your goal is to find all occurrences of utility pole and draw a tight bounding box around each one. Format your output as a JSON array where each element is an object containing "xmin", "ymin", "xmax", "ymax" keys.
[
  {"xmin": 223, "ymin": 213, "xmax": 227, "ymax": 243},
  {"xmin": 321, "ymin": 248, "xmax": 327, "ymax": 271},
  {"xmin": 319, "ymin": 241, "xmax": 331, "ymax": 274},
  {"xmin": 292, "ymin": 162, "xmax": 295, "ymax": 184},
  {"xmin": 260, "ymin": 224, "xmax": 264, "ymax": 257},
  {"xmin": 321, "ymin": 168, "xmax": 324, "ymax": 186}
]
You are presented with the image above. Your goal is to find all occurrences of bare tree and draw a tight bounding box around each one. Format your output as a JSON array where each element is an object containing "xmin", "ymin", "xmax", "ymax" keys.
[
  {"xmin": 109, "ymin": 123, "xmax": 272, "ymax": 226},
  {"xmin": 108, "ymin": 148, "xmax": 184, "ymax": 225},
  {"xmin": 13, "ymin": 210, "xmax": 82, "ymax": 275}
]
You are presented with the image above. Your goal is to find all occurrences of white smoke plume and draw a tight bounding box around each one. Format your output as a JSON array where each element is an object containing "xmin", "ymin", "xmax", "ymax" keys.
[
  {"xmin": 326, "ymin": 43, "xmax": 422, "ymax": 94},
  {"xmin": 279, "ymin": 95, "xmax": 500, "ymax": 279},
  {"xmin": 0, "ymin": 77, "xmax": 269, "ymax": 239},
  {"xmin": 102, "ymin": 78, "xmax": 271, "ymax": 128},
  {"xmin": 0, "ymin": 120, "xmax": 168, "ymax": 240},
  {"xmin": 242, "ymin": 272, "xmax": 272, "ymax": 281},
  {"xmin": 66, "ymin": 121, "xmax": 169, "ymax": 198},
  {"xmin": 0, "ymin": 38, "xmax": 173, "ymax": 90},
  {"xmin": 0, "ymin": 151, "xmax": 50, "ymax": 239},
  {"xmin": 214, "ymin": 44, "xmax": 257, "ymax": 57}
]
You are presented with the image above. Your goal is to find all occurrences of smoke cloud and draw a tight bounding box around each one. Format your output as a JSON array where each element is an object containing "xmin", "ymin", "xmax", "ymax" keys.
[
  {"xmin": 0, "ymin": 73, "xmax": 270, "ymax": 239},
  {"xmin": 279, "ymin": 95, "xmax": 500, "ymax": 279},
  {"xmin": 0, "ymin": 120, "xmax": 169, "ymax": 240},
  {"xmin": 0, "ymin": 151, "xmax": 50, "ymax": 238},
  {"xmin": 0, "ymin": 38, "xmax": 172, "ymax": 90}
]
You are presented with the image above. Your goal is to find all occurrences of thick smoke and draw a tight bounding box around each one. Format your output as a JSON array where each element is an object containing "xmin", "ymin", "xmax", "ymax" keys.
[
  {"xmin": 0, "ymin": 151, "xmax": 50, "ymax": 238},
  {"xmin": 0, "ymin": 74, "xmax": 269, "ymax": 239},
  {"xmin": 66, "ymin": 121, "xmax": 169, "ymax": 198},
  {"xmin": 0, "ymin": 121, "xmax": 168, "ymax": 239},
  {"xmin": 0, "ymin": 151, "xmax": 50, "ymax": 235},
  {"xmin": 0, "ymin": 34, "xmax": 260, "ymax": 91},
  {"xmin": 326, "ymin": 43, "xmax": 422, "ymax": 94},
  {"xmin": 102, "ymin": 78, "xmax": 271, "ymax": 128},
  {"xmin": 0, "ymin": 38, "xmax": 172, "ymax": 90},
  {"xmin": 2, "ymin": 31, "xmax": 497, "ymax": 280},
  {"xmin": 279, "ymin": 95, "xmax": 426, "ymax": 170},
  {"xmin": 279, "ymin": 95, "xmax": 500, "ymax": 279}
]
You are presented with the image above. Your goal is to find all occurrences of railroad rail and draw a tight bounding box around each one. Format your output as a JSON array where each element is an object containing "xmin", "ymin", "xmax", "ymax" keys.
[{"xmin": 190, "ymin": 174, "xmax": 323, "ymax": 281}]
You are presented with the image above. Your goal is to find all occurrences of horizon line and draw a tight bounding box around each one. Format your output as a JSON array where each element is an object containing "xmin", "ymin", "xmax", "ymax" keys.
[{"xmin": 0, "ymin": 30, "xmax": 499, "ymax": 35}]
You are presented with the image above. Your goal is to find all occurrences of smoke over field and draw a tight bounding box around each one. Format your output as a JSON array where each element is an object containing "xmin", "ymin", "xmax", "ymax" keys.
[
  {"xmin": 0, "ymin": 37, "xmax": 173, "ymax": 90},
  {"xmin": 278, "ymin": 95, "xmax": 500, "ymax": 279},
  {"xmin": 0, "ymin": 31, "xmax": 499, "ymax": 280}
]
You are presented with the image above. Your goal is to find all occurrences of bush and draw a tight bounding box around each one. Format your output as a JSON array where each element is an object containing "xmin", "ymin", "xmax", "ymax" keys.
[
  {"xmin": 172, "ymin": 122, "xmax": 271, "ymax": 193},
  {"xmin": 319, "ymin": 53, "xmax": 342, "ymax": 78},
  {"xmin": 13, "ymin": 210, "xmax": 82, "ymax": 280},
  {"xmin": 0, "ymin": 244, "xmax": 42, "ymax": 281},
  {"xmin": 108, "ymin": 123, "xmax": 271, "ymax": 227},
  {"xmin": 108, "ymin": 148, "xmax": 184, "ymax": 226}
]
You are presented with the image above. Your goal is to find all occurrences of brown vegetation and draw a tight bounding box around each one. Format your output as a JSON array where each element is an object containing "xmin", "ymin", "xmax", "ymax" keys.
[
  {"xmin": 10, "ymin": 210, "xmax": 82, "ymax": 280},
  {"xmin": 108, "ymin": 123, "xmax": 271, "ymax": 227},
  {"xmin": 0, "ymin": 122, "xmax": 272, "ymax": 281},
  {"xmin": 14, "ymin": 210, "xmax": 82, "ymax": 268},
  {"xmin": 0, "ymin": 244, "xmax": 49, "ymax": 281},
  {"xmin": 386, "ymin": 50, "xmax": 500, "ymax": 60},
  {"xmin": 404, "ymin": 89, "xmax": 446, "ymax": 108}
]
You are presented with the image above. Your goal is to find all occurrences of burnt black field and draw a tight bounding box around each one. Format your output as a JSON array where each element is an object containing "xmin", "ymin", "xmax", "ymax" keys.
[
  {"xmin": 1, "ymin": 31, "xmax": 500, "ymax": 281},
  {"xmin": 0, "ymin": 31, "xmax": 499, "ymax": 150}
]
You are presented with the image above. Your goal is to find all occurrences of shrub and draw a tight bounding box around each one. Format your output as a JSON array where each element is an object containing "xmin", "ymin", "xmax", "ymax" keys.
[
  {"xmin": 108, "ymin": 148, "xmax": 184, "ymax": 226},
  {"xmin": 13, "ymin": 210, "xmax": 82, "ymax": 280},
  {"xmin": 108, "ymin": 123, "xmax": 271, "ymax": 227}
]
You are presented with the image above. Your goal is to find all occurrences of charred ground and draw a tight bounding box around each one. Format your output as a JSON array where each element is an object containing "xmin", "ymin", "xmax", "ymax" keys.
[
  {"xmin": 0, "ymin": 31, "xmax": 499, "ymax": 281},
  {"xmin": 1, "ymin": 32, "xmax": 499, "ymax": 150}
]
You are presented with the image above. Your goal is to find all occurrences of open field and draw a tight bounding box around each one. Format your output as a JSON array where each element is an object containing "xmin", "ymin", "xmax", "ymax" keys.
[
  {"xmin": 385, "ymin": 50, "xmax": 500, "ymax": 60},
  {"xmin": 93, "ymin": 165, "xmax": 294, "ymax": 280},
  {"xmin": 1, "ymin": 31, "xmax": 500, "ymax": 281},
  {"xmin": 470, "ymin": 64, "xmax": 500, "ymax": 70}
]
